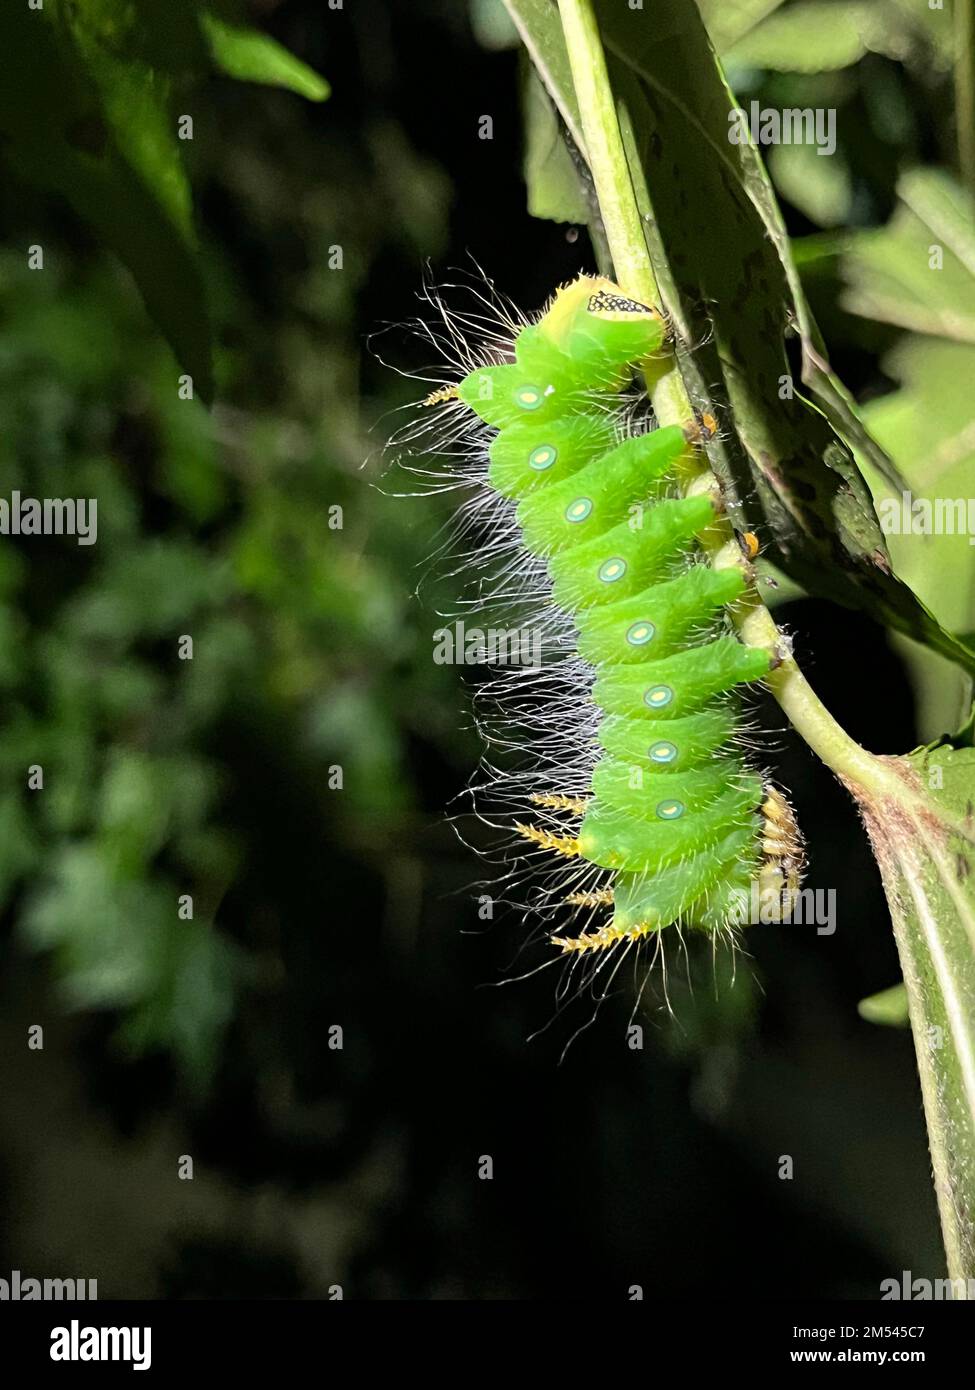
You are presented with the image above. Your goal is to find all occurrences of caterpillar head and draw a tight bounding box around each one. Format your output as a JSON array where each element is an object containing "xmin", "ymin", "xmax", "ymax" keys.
[
  {"xmin": 540, "ymin": 275, "xmax": 667, "ymax": 370},
  {"xmin": 542, "ymin": 274, "xmax": 659, "ymax": 336},
  {"xmin": 440, "ymin": 275, "xmax": 668, "ymax": 428}
]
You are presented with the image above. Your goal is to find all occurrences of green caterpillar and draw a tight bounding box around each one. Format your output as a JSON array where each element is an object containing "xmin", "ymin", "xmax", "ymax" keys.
[{"xmin": 425, "ymin": 274, "xmax": 802, "ymax": 955}]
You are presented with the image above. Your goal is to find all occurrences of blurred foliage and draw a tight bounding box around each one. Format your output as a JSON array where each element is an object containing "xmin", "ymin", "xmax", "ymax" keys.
[
  {"xmin": 0, "ymin": 1, "xmax": 328, "ymax": 401},
  {"xmin": 845, "ymin": 172, "xmax": 975, "ymax": 633},
  {"xmin": 859, "ymin": 980, "xmax": 910, "ymax": 1025},
  {"xmin": 714, "ymin": 0, "xmax": 953, "ymax": 73},
  {"xmin": 0, "ymin": 2, "xmax": 461, "ymax": 1089},
  {"xmin": 843, "ymin": 171, "xmax": 975, "ymax": 735}
]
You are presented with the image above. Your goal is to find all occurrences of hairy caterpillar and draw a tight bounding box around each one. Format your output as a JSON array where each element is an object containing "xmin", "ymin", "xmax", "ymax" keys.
[{"xmin": 413, "ymin": 274, "xmax": 803, "ymax": 958}]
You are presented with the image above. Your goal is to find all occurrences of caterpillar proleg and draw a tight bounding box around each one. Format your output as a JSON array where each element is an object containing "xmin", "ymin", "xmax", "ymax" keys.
[{"xmin": 414, "ymin": 273, "xmax": 803, "ymax": 957}]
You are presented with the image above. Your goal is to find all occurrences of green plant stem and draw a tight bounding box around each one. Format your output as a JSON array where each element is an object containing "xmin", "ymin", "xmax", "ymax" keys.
[{"xmin": 957, "ymin": 0, "xmax": 975, "ymax": 199}]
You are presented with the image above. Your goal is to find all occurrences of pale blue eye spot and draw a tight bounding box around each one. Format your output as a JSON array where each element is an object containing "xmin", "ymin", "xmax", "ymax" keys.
[
  {"xmin": 649, "ymin": 740, "xmax": 678, "ymax": 764},
  {"xmin": 529, "ymin": 445, "xmax": 557, "ymax": 471},
  {"xmin": 644, "ymin": 684, "xmax": 674, "ymax": 709},
  {"xmin": 598, "ymin": 557, "xmax": 627, "ymax": 583},
  {"xmin": 626, "ymin": 621, "xmax": 655, "ymax": 646},
  {"xmin": 516, "ymin": 385, "xmax": 543, "ymax": 410},
  {"xmin": 565, "ymin": 498, "xmax": 593, "ymax": 523},
  {"xmin": 656, "ymin": 799, "xmax": 685, "ymax": 820}
]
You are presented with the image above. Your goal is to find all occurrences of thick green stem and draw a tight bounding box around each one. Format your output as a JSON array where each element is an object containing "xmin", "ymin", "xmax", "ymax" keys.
[{"xmin": 957, "ymin": 0, "xmax": 975, "ymax": 199}]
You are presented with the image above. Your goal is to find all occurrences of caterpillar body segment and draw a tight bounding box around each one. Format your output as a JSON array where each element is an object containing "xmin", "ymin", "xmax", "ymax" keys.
[
  {"xmin": 516, "ymin": 427, "xmax": 688, "ymax": 555},
  {"xmin": 488, "ymin": 415, "xmax": 616, "ymax": 499},
  {"xmin": 597, "ymin": 701, "xmax": 741, "ymax": 765},
  {"xmin": 591, "ymin": 637, "xmax": 772, "ymax": 720},
  {"xmin": 546, "ymin": 494, "xmax": 718, "ymax": 611},
  {"xmin": 438, "ymin": 274, "xmax": 802, "ymax": 953},
  {"xmin": 577, "ymin": 784, "xmax": 763, "ymax": 873},
  {"xmin": 573, "ymin": 565, "xmax": 747, "ymax": 666},
  {"xmin": 611, "ymin": 826, "xmax": 758, "ymax": 931}
]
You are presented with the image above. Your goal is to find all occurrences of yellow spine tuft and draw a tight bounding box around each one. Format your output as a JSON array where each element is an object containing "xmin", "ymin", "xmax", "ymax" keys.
[
  {"xmin": 421, "ymin": 384, "xmax": 460, "ymax": 407},
  {"xmin": 564, "ymin": 888, "xmax": 614, "ymax": 907},
  {"xmin": 530, "ymin": 792, "xmax": 588, "ymax": 814},
  {"xmin": 551, "ymin": 921, "xmax": 649, "ymax": 954},
  {"xmin": 514, "ymin": 823, "xmax": 581, "ymax": 859}
]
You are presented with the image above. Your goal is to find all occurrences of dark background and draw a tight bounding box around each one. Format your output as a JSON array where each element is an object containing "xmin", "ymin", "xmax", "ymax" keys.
[{"xmin": 0, "ymin": 0, "xmax": 945, "ymax": 1298}]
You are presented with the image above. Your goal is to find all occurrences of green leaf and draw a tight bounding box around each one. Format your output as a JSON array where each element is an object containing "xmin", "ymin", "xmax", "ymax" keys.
[
  {"xmin": 503, "ymin": 0, "xmax": 586, "ymax": 152},
  {"xmin": 71, "ymin": 0, "xmax": 211, "ymax": 75},
  {"xmin": 844, "ymin": 170, "xmax": 975, "ymax": 343},
  {"xmin": 23, "ymin": 841, "xmax": 236, "ymax": 1088},
  {"xmin": 863, "ymin": 339, "xmax": 975, "ymax": 638},
  {"xmin": 118, "ymin": 920, "xmax": 237, "ymax": 1093},
  {"xmin": 505, "ymin": 0, "xmax": 975, "ymax": 677},
  {"xmin": 522, "ymin": 65, "xmax": 589, "ymax": 224},
  {"xmin": 471, "ymin": 0, "xmax": 521, "ymax": 50},
  {"xmin": 858, "ymin": 981, "xmax": 910, "ymax": 1026},
  {"xmin": 755, "ymin": 560, "xmax": 808, "ymax": 608},
  {"xmin": 852, "ymin": 745, "xmax": 975, "ymax": 1279},
  {"xmin": 68, "ymin": 35, "xmax": 193, "ymax": 239},
  {"xmin": 726, "ymin": 2, "xmax": 871, "ymax": 73},
  {"xmin": 767, "ymin": 141, "xmax": 852, "ymax": 228},
  {"xmin": 0, "ymin": 3, "xmax": 328, "ymax": 399},
  {"xmin": 696, "ymin": 0, "xmax": 787, "ymax": 54},
  {"xmin": 0, "ymin": 793, "xmax": 40, "ymax": 904},
  {"xmin": 23, "ymin": 847, "xmax": 166, "ymax": 1010},
  {"xmin": 201, "ymin": 14, "xmax": 330, "ymax": 101},
  {"xmin": 0, "ymin": 6, "xmax": 213, "ymax": 399},
  {"xmin": 701, "ymin": 0, "xmax": 953, "ymax": 71},
  {"xmin": 843, "ymin": 172, "xmax": 975, "ymax": 730}
]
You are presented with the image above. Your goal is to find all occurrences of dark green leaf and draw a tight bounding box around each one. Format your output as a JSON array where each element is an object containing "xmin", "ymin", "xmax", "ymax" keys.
[
  {"xmin": 522, "ymin": 65, "xmax": 589, "ymax": 224},
  {"xmin": 504, "ymin": 0, "xmax": 975, "ymax": 676},
  {"xmin": 201, "ymin": 14, "xmax": 330, "ymax": 100},
  {"xmin": 0, "ymin": 7, "xmax": 213, "ymax": 398},
  {"xmin": 854, "ymin": 746, "xmax": 975, "ymax": 1275}
]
